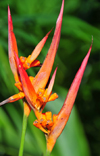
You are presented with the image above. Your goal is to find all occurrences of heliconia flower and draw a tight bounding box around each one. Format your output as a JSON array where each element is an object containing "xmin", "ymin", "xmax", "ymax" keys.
[
  {"xmin": 0, "ymin": 0, "xmax": 64, "ymax": 117},
  {"xmin": 0, "ymin": 6, "xmax": 52, "ymax": 116},
  {"xmin": 8, "ymin": 6, "xmax": 51, "ymax": 91},
  {"xmin": 12, "ymin": 0, "xmax": 64, "ymax": 113},
  {"xmin": 17, "ymin": 0, "xmax": 64, "ymax": 112},
  {"xmin": 0, "ymin": 0, "xmax": 92, "ymax": 153},
  {"xmin": 33, "ymin": 44, "xmax": 92, "ymax": 152}
]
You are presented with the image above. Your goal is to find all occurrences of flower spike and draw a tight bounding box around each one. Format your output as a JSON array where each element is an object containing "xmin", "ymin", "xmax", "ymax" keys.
[
  {"xmin": 32, "ymin": 0, "xmax": 64, "ymax": 92},
  {"xmin": 46, "ymin": 44, "xmax": 92, "ymax": 152}
]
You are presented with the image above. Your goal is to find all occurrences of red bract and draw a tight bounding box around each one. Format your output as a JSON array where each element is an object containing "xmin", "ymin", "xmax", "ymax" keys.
[{"xmin": 8, "ymin": 6, "xmax": 19, "ymax": 84}]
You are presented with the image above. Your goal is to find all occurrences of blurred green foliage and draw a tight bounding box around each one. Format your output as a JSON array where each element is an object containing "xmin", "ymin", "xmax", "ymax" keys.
[{"xmin": 0, "ymin": 0, "xmax": 100, "ymax": 155}]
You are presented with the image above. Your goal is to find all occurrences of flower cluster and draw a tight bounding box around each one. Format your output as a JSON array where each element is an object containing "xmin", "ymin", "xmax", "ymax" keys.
[{"xmin": 0, "ymin": 0, "xmax": 92, "ymax": 152}]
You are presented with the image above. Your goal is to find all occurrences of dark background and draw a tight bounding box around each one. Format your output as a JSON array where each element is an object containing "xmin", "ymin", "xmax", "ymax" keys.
[{"xmin": 0, "ymin": 0, "xmax": 100, "ymax": 156}]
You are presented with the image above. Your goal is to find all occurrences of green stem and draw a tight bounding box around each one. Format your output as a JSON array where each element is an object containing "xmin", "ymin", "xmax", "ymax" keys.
[
  {"xmin": 18, "ymin": 113, "xmax": 28, "ymax": 156},
  {"xmin": 44, "ymin": 149, "xmax": 50, "ymax": 156},
  {"xmin": 46, "ymin": 150, "xmax": 51, "ymax": 156}
]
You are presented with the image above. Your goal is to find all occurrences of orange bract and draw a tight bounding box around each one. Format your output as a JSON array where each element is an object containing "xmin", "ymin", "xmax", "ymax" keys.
[
  {"xmin": 32, "ymin": 0, "xmax": 64, "ymax": 92},
  {"xmin": 47, "ymin": 44, "xmax": 92, "ymax": 152}
]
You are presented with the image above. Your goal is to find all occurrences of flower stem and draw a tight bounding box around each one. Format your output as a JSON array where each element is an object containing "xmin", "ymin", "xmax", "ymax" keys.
[
  {"xmin": 44, "ymin": 149, "xmax": 51, "ymax": 156},
  {"xmin": 46, "ymin": 150, "xmax": 51, "ymax": 156},
  {"xmin": 18, "ymin": 113, "xmax": 28, "ymax": 156}
]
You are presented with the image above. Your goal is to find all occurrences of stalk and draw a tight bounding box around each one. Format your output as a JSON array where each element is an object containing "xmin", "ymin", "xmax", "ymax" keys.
[{"xmin": 18, "ymin": 113, "xmax": 28, "ymax": 156}]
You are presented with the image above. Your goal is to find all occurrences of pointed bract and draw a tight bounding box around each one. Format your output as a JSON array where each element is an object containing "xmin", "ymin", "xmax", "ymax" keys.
[
  {"xmin": 32, "ymin": 0, "xmax": 64, "ymax": 92},
  {"xmin": 23, "ymin": 30, "xmax": 52, "ymax": 70},
  {"xmin": 8, "ymin": 6, "xmax": 19, "ymax": 83},
  {"xmin": 47, "ymin": 44, "xmax": 92, "ymax": 152}
]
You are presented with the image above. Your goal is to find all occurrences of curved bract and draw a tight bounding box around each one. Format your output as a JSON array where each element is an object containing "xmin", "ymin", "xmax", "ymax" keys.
[{"xmin": 47, "ymin": 45, "xmax": 92, "ymax": 152}]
